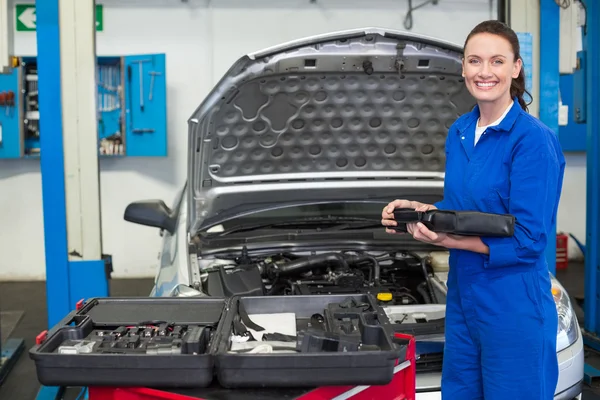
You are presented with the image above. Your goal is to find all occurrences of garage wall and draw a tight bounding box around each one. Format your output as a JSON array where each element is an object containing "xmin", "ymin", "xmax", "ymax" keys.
[{"xmin": 0, "ymin": 0, "xmax": 585, "ymax": 280}]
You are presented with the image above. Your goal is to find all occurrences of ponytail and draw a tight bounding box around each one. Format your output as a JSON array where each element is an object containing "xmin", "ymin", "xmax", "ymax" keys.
[{"xmin": 510, "ymin": 64, "xmax": 532, "ymax": 112}]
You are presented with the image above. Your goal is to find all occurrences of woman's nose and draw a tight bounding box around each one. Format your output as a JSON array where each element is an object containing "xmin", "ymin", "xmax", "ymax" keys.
[{"xmin": 479, "ymin": 62, "xmax": 493, "ymax": 77}]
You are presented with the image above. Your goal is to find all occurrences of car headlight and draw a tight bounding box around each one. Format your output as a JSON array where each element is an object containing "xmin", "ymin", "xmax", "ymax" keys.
[{"xmin": 552, "ymin": 277, "xmax": 579, "ymax": 352}]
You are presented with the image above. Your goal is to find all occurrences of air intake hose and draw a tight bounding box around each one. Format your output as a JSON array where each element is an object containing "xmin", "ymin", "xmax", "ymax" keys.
[{"xmin": 269, "ymin": 253, "xmax": 349, "ymax": 277}]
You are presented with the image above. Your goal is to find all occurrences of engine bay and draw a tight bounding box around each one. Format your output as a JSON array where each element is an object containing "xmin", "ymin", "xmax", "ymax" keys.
[{"xmin": 197, "ymin": 249, "xmax": 447, "ymax": 306}]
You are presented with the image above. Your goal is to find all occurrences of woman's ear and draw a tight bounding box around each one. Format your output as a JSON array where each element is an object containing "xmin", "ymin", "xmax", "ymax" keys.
[{"xmin": 512, "ymin": 58, "xmax": 523, "ymax": 79}]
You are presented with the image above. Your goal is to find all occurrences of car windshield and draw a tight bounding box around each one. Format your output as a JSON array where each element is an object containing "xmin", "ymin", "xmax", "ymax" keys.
[{"xmin": 201, "ymin": 201, "xmax": 388, "ymax": 235}]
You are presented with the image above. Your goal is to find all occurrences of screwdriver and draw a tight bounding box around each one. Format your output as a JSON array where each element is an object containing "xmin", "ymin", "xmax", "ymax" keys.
[
  {"xmin": 6, "ymin": 91, "xmax": 14, "ymax": 116},
  {"xmin": 0, "ymin": 92, "xmax": 7, "ymax": 116}
]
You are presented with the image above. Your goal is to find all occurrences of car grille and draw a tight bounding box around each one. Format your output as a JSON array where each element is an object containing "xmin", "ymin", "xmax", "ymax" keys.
[{"xmin": 416, "ymin": 352, "xmax": 444, "ymax": 373}]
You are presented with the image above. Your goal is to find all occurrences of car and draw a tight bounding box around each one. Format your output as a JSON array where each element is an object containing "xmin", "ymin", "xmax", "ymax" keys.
[{"xmin": 124, "ymin": 28, "xmax": 584, "ymax": 399}]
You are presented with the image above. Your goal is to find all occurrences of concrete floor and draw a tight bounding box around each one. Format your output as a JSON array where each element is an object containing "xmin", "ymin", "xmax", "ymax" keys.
[{"xmin": 0, "ymin": 263, "xmax": 598, "ymax": 399}]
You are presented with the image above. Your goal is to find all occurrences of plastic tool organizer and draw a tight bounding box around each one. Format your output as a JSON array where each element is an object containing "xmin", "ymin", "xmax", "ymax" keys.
[{"xmin": 30, "ymin": 294, "xmax": 414, "ymax": 394}]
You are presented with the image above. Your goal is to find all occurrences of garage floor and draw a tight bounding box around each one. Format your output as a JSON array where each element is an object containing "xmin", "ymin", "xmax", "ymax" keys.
[{"xmin": 0, "ymin": 262, "xmax": 598, "ymax": 399}]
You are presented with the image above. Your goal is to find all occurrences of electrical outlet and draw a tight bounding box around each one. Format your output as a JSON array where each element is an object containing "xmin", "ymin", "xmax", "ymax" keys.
[{"xmin": 559, "ymin": 104, "xmax": 569, "ymax": 126}]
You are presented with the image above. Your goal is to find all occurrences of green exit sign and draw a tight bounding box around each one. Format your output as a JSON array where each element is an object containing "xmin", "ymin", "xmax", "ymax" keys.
[{"xmin": 16, "ymin": 4, "xmax": 104, "ymax": 32}]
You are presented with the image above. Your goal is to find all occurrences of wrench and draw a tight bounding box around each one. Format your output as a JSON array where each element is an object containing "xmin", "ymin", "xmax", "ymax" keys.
[
  {"xmin": 148, "ymin": 71, "xmax": 162, "ymax": 101},
  {"xmin": 130, "ymin": 59, "xmax": 151, "ymax": 112}
]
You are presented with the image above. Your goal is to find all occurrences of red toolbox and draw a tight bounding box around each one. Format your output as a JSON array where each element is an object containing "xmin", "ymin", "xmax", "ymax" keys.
[{"xmin": 87, "ymin": 332, "xmax": 416, "ymax": 400}]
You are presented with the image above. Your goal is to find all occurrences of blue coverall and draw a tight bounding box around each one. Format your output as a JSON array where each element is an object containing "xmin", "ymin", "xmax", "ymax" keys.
[{"xmin": 433, "ymin": 97, "xmax": 565, "ymax": 399}]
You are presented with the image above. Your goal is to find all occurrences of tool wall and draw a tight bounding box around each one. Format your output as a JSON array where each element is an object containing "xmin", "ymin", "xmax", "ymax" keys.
[{"xmin": 0, "ymin": 53, "xmax": 167, "ymax": 159}]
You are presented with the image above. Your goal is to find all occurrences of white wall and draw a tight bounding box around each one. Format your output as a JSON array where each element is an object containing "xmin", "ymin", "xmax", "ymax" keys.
[
  {"xmin": 0, "ymin": 0, "xmax": 586, "ymax": 280},
  {"xmin": 559, "ymin": 153, "xmax": 587, "ymax": 261}
]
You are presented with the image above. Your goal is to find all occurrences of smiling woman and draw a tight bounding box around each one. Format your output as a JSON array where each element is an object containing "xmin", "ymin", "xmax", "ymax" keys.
[{"xmin": 381, "ymin": 20, "xmax": 566, "ymax": 400}]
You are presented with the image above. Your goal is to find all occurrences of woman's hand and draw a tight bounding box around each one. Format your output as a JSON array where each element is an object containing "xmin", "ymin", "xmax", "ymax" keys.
[
  {"xmin": 381, "ymin": 200, "xmax": 453, "ymax": 248},
  {"xmin": 381, "ymin": 199, "xmax": 437, "ymax": 234},
  {"xmin": 408, "ymin": 222, "xmax": 452, "ymax": 247}
]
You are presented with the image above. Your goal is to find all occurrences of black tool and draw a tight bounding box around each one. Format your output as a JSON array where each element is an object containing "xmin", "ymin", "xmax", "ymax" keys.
[
  {"xmin": 182, "ymin": 326, "xmax": 205, "ymax": 354},
  {"xmin": 392, "ymin": 208, "xmax": 516, "ymax": 237}
]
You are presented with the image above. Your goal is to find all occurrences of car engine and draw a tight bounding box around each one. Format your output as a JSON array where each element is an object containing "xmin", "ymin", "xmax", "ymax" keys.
[{"xmin": 197, "ymin": 249, "xmax": 443, "ymax": 306}]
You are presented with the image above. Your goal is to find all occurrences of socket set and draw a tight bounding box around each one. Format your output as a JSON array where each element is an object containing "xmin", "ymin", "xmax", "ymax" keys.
[{"xmin": 57, "ymin": 324, "xmax": 210, "ymax": 356}]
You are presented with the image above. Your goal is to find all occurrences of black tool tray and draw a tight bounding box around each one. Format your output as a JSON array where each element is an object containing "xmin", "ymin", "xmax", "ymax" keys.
[
  {"xmin": 214, "ymin": 294, "xmax": 403, "ymax": 388},
  {"xmin": 29, "ymin": 297, "xmax": 227, "ymax": 388}
]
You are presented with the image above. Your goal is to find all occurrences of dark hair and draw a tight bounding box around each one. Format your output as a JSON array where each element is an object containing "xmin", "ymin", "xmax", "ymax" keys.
[{"xmin": 463, "ymin": 20, "xmax": 532, "ymax": 112}]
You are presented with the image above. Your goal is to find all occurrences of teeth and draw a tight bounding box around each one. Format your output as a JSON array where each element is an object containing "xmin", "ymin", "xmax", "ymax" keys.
[{"xmin": 477, "ymin": 82, "xmax": 496, "ymax": 87}]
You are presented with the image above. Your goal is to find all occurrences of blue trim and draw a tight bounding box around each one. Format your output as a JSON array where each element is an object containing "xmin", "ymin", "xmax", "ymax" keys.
[
  {"xmin": 69, "ymin": 260, "xmax": 109, "ymax": 308},
  {"xmin": 585, "ymin": 362, "xmax": 600, "ymax": 386},
  {"xmin": 584, "ymin": 0, "xmax": 600, "ymax": 336},
  {"xmin": 539, "ymin": 0, "xmax": 560, "ymax": 276},
  {"xmin": 36, "ymin": 0, "xmax": 71, "ymax": 328},
  {"xmin": 35, "ymin": 386, "xmax": 63, "ymax": 400},
  {"xmin": 0, "ymin": 338, "xmax": 25, "ymax": 386}
]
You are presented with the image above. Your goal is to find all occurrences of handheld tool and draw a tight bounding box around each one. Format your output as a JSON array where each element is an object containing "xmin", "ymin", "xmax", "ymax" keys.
[
  {"xmin": 132, "ymin": 128, "xmax": 155, "ymax": 134},
  {"xmin": 5, "ymin": 91, "xmax": 14, "ymax": 117},
  {"xmin": 130, "ymin": 59, "xmax": 151, "ymax": 112},
  {"xmin": 0, "ymin": 92, "xmax": 6, "ymax": 115},
  {"xmin": 148, "ymin": 71, "xmax": 162, "ymax": 101},
  {"xmin": 127, "ymin": 65, "xmax": 133, "ymax": 129}
]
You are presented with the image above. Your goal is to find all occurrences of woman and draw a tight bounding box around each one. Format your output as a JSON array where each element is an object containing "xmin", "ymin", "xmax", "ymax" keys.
[{"xmin": 381, "ymin": 20, "xmax": 565, "ymax": 399}]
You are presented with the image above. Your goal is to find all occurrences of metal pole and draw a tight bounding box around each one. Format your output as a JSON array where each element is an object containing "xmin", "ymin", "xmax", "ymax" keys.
[{"xmin": 584, "ymin": 0, "xmax": 600, "ymax": 337}]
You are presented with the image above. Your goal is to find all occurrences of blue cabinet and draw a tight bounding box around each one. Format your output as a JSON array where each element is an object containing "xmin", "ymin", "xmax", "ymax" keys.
[
  {"xmin": 0, "ymin": 53, "xmax": 168, "ymax": 159},
  {"xmin": 0, "ymin": 65, "xmax": 24, "ymax": 158},
  {"xmin": 559, "ymin": 71, "xmax": 587, "ymax": 152},
  {"xmin": 123, "ymin": 54, "xmax": 167, "ymax": 157}
]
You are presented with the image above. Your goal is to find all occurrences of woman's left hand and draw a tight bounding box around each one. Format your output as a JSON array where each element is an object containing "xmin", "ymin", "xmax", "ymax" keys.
[
  {"xmin": 406, "ymin": 204, "xmax": 457, "ymax": 247},
  {"xmin": 408, "ymin": 222, "xmax": 451, "ymax": 247}
]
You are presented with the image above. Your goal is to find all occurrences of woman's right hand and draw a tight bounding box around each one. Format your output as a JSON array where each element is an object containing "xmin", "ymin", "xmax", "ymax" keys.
[{"xmin": 381, "ymin": 199, "xmax": 437, "ymax": 234}]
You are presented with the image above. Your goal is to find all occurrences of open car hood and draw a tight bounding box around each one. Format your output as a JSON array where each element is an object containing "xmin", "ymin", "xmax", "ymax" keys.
[{"xmin": 187, "ymin": 27, "xmax": 476, "ymax": 233}]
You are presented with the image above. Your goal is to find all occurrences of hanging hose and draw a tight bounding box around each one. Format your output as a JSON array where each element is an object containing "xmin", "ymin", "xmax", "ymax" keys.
[{"xmin": 409, "ymin": 252, "xmax": 437, "ymax": 304}]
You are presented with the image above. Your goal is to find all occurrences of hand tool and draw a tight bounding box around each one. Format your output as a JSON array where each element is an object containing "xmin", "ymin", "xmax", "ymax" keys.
[
  {"xmin": 148, "ymin": 71, "xmax": 162, "ymax": 101},
  {"xmin": 127, "ymin": 65, "xmax": 133, "ymax": 129},
  {"xmin": 130, "ymin": 59, "xmax": 151, "ymax": 112},
  {"xmin": 0, "ymin": 92, "xmax": 6, "ymax": 115},
  {"xmin": 132, "ymin": 128, "xmax": 155, "ymax": 134},
  {"xmin": 5, "ymin": 91, "xmax": 14, "ymax": 117}
]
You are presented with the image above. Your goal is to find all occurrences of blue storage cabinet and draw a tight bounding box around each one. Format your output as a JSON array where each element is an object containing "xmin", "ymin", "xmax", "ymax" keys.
[
  {"xmin": 0, "ymin": 53, "xmax": 167, "ymax": 159},
  {"xmin": 123, "ymin": 54, "xmax": 167, "ymax": 157},
  {"xmin": 20, "ymin": 57, "xmax": 41, "ymax": 157},
  {"xmin": 559, "ymin": 71, "xmax": 587, "ymax": 152},
  {"xmin": 0, "ymin": 64, "xmax": 24, "ymax": 158},
  {"xmin": 97, "ymin": 56, "xmax": 124, "ymax": 156}
]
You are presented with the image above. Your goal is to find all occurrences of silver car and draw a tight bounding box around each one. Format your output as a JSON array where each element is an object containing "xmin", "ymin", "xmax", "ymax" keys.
[{"xmin": 124, "ymin": 28, "xmax": 584, "ymax": 399}]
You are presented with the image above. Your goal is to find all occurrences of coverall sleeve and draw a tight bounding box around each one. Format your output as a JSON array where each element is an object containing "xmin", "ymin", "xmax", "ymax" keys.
[{"xmin": 480, "ymin": 127, "xmax": 565, "ymax": 269}]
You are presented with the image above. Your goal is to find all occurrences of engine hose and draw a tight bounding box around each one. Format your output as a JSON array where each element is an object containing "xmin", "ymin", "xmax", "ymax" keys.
[
  {"xmin": 272, "ymin": 253, "xmax": 349, "ymax": 277},
  {"xmin": 416, "ymin": 282, "xmax": 432, "ymax": 304},
  {"xmin": 409, "ymin": 252, "xmax": 437, "ymax": 304},
  {"xmin": 345, "ymin": 254, "xmax": 381, "ymax": 285}
]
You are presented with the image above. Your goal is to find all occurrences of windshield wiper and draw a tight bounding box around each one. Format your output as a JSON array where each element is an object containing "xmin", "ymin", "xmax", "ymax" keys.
[
  {"xmin": 211, "ymin": 217, "xmax": 381, "ymax": 236},
  {"xmin": 325, "ymin": 222, "xmax": 386, "ymax": 231}
]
